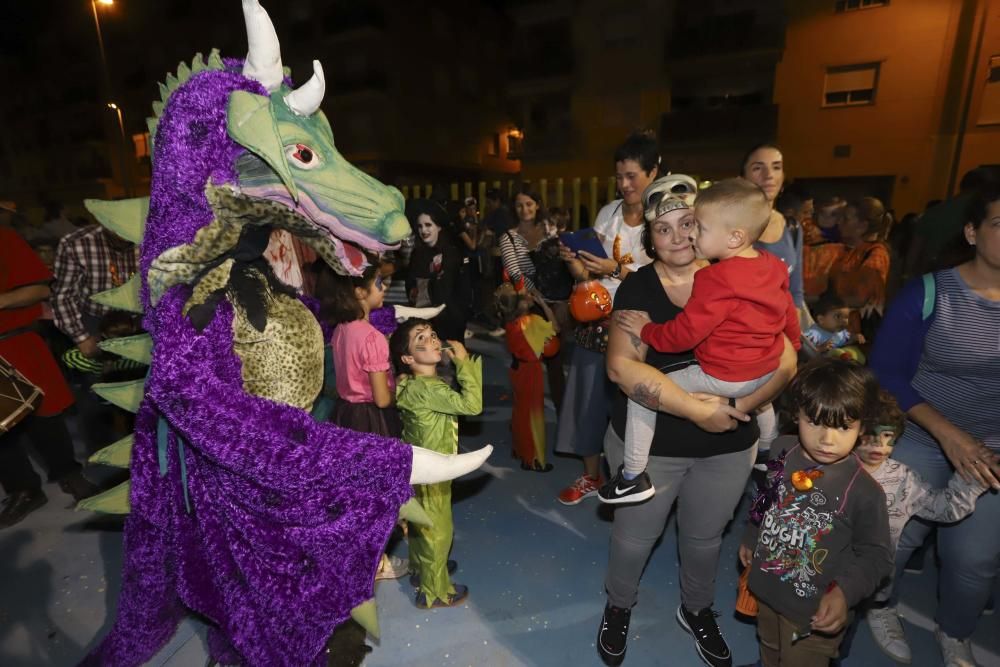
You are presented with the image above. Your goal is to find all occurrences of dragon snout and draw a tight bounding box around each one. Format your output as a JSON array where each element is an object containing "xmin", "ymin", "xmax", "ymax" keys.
[{"xmin": 380, "ymin": 209, "xmax": 412, "ymax": 245}]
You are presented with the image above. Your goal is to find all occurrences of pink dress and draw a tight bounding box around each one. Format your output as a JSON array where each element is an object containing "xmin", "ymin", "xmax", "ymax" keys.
[{"xmin": 329, "ymin": 319, "xmax": 401, "ymax": 437}]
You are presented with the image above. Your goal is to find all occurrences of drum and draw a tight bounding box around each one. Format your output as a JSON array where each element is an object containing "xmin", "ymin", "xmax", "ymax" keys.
[{"xmin": 0, "ymin": 354, "xmax": 44, "ymax": 433}]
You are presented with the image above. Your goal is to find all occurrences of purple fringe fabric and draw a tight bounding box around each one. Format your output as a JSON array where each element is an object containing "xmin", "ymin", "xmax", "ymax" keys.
[
  {"xmin": 86, "ymin": 65, "xmax": 415, "ymax": 666},
  {"xmin": 368, "ymin": 306, "xmax": 399, "ymax": 337},
  {"xmin": 139, "ymin": 67, "xmax": 264, "ymax": 310}
]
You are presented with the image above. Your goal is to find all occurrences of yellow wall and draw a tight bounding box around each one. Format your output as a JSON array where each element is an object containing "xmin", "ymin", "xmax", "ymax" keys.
[{"xmin": 776, "ymin": 0, "xmax": 999, "ymax": 214}]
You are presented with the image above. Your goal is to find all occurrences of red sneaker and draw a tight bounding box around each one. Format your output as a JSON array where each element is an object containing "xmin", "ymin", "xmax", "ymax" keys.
[{"xmin": 557, "ymin": 474, "xmax": 602, "ymax": 506}]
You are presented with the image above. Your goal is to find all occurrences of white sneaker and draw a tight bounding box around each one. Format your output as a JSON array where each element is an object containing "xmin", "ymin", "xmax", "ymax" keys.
[
  {"xmin": 867, "ymin": 606, "xmax": 911, "ymax": 663},
  {"xmin": 935, "ymin": 626, "xmax": 980, "ymax": 667}
]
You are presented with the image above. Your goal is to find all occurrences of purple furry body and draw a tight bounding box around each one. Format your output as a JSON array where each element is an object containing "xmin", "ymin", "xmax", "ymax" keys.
[
  {"xmin": 369, "ymin": 306, "xmax": 399, "ymax": 336},
  {"xmin": 84, "ymin": 67, "xmax": 414, "ymax": 666}
]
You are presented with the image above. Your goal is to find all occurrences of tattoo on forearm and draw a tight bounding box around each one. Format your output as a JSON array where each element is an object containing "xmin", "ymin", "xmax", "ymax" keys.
[
  {"xmin": 628, "ymin": 332, "xmax": 642, "ymax": 350},
  {"xmin": 631, "ymin": 382, "xmax": 661, "ymax": 410}
]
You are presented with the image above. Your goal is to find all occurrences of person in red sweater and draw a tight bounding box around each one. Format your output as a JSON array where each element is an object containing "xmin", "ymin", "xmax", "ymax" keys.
[{"xmin": 600, "ymin": 178, "xmax": 801, "ymax": 505}]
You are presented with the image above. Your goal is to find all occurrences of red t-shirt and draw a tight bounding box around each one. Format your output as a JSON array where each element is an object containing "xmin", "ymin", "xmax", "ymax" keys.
[
  {"xmin": 0, "ymin": 227, "xmax": 74, "ymax": 415},
  {"xmin": 640, "ymin": 252, "xmax": 801, "ymax": 381}
]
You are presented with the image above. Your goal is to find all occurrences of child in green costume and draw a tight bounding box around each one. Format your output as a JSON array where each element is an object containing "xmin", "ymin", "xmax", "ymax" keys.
[{"xmin": 390, "ymin": 318, "xmax": 483, "ymax": 608}]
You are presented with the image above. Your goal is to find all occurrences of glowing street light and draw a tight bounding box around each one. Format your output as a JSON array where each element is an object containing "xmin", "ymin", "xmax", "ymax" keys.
[
  {"xmin": 90, "ymin": 0, "xmax": 114, "ymax": 97},
  {"xmin": 92, "ymin": 1, "xmax": 131, "ymax": 195}
]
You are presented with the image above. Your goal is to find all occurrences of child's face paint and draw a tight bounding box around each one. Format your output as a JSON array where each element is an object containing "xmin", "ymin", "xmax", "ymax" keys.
[
  {"xmin": 406, "ymin": 324, "xmax": 442, "ymax": 366},
  {"xmin": 360, "ymin": 275, "xmax": 386, "ymax": 311},
  {"xmin": 855, "ymin": 428, "xmax": 896, "ymax": 467}
]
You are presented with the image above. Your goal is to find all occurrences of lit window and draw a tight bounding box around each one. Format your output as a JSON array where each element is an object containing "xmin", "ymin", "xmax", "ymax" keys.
[
  {"xmin": 133, "ymin": 132, "xmax": 150, "ymax": 158},
  {"xmin": 823, "ymin": 63, "xmax": 879, "ymax": 107},
  {"xmin": 506, "ymin": 132, "xmax": 523, "ymax": 160},
  {"xmin": 978, "ymin": 55, "xmax": 1000, "ymax": 126},
  {"xmin": 487, "ymin": 133, "xmax": 500, "ymax": 157},
  {"xmin": 835, "ymin": 0, "xmax": 889, "ymax": 12}
]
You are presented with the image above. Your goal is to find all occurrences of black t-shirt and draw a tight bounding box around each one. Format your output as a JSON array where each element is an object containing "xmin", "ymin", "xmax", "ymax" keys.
[{"xmin": 610, "ymin": 263, "xmax": 759, "ymax": 458}]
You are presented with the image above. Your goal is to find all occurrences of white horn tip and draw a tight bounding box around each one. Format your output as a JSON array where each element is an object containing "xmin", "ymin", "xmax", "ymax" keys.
[{"xmin": 284, "ymin": 60, "xmax": 326, "ymax": 117}]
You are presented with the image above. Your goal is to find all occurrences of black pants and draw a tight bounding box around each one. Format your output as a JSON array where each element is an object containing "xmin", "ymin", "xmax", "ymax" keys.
[{"xmin": 0, "ymin": 413, "xmax": 80, "ymax": 495}]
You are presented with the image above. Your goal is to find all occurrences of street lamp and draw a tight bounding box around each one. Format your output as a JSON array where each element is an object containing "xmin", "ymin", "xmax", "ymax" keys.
[{"xmin": 107, "ymin": 102, "xmax": 131, "ymax": 197}]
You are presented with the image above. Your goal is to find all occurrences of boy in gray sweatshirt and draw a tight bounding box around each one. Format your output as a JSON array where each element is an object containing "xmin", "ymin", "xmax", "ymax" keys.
[{"xmin": 740, "ymin": 360, "xmax": 892, "ymax": 666}]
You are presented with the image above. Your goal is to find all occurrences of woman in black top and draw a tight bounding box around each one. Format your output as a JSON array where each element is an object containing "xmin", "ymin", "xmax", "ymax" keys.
[
  {"xmin": 596, "ymin": 185, "xmax": 797, "ymax": 667},
  {"xmin": 406, "ymin": 199, "xmax": 471, "ymax": 342}
]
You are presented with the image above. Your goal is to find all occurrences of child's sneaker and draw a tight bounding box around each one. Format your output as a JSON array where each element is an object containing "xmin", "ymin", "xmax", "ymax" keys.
[
  {"xmin": 598, "ymin": 465, "xmax": 655, "ymax": 504},
  {"xmin": 867, "ymin": 606, "xmax": 911, "ymax": 663},
  {"xmin": 596, "ymin": 601, "xmax": 631, "ymax": 666}
]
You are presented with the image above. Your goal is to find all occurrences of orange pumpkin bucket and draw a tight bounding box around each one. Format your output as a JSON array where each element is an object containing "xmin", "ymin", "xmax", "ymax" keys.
[{"xmin": 736, "ymin": 567, "xmax": 758, "ymax": 617}]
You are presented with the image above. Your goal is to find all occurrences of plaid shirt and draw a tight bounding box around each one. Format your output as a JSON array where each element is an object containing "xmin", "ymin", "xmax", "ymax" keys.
[{"xmin": 52, "ymin": 225, "xmax": 139, "ymax": 343}]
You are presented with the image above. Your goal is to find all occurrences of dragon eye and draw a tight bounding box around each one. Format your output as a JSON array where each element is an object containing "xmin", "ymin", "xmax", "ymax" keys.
[{"xmin": 285, "ymin": 143, "xmax": 321, "ymax": 170}]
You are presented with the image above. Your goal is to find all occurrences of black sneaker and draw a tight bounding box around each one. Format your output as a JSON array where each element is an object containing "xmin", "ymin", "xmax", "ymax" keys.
[
  {"xmin": 676, "ymin": 604, "xmax": 732, "ymax": 667},
  {"xmin": 598, "ymin": 466, "xmax": 655, "ymax": 505},
  {"xmin": 597, "ymin": 602, "xmax": 631, "ymax": 666}
]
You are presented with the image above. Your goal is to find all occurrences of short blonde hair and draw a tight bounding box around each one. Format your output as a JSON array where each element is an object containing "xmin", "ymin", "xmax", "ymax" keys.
[{"xmin": 695, "ymin": 178, "xmax": 772, "ymax": 242}]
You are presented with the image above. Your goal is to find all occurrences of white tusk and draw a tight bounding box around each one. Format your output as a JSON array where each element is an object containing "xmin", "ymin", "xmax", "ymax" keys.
[
  {"xmin": 284, "ymin": 60, "xmax": 326, "ymax": 116},
  {"xmin": 241, "ymin": 0, "xmax": 284, "ymax": 92}
]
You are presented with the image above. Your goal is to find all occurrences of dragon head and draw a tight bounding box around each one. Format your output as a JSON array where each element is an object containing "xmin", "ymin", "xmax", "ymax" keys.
[
  {"xmin": 131, "ymin": 0, "xmax": 410, "ymax": 309},
  {"xmin": 227, "ymin": 0, "xmax": 409, "ymax": 276}
]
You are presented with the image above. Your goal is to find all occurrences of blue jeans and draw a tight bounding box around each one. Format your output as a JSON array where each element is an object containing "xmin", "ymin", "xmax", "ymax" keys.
[{"xmin": 890, "ymin": 432, "xmax": 1000, "ymax": 639}]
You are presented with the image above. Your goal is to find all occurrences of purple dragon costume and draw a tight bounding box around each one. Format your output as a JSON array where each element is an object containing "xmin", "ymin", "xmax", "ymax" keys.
[{"xmin": 77, "ymin": 2, "xmax": 491, "ymax": 665}]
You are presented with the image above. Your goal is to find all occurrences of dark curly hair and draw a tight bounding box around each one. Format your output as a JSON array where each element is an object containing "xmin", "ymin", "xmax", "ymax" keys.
[{"xmin": 870, "ymin": 389, "xmax": 906, "ymax": 440}]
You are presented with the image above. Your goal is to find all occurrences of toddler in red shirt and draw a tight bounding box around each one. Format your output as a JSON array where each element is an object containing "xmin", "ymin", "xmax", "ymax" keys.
[{"xmin": 600, "ymin": 178, "xmax": 801, "ymax": 505}]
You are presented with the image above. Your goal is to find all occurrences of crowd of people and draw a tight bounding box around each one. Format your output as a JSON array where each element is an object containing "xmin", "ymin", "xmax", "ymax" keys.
[{"xmin": 1, "ymin": 131, "xmax": 998, "ymax": 667}]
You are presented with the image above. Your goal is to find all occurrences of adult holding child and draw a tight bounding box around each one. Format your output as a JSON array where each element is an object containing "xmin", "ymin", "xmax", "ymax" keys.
[
  {"xmin": 553, "ymin": 131, "xmax": 660, "ymax": 505},
  {"xmin": 606, "ymin": 178, "xmax": 801, "ymax": 504},
  {"xmin": 596, "ymin": 175, "xmax": 798, "ymax": 667},
  {"xmin": 870, "ymin": 186, "xmax": 1000, "ymax": 667}
]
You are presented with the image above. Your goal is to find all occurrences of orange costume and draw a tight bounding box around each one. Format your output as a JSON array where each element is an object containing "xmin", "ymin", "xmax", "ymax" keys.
[
  {"xmin": 505, "ymin": 313, "xmax": 560, "ymax": 470},
  {"xmin": 804, "ymin": 240, "xmax": 891, "ymax": 339}
]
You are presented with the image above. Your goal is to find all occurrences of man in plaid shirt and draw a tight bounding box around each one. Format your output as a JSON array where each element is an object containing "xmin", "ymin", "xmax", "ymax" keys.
[
  {"xmin": 52, "ymin": 224, "xmax": 140, "ymax": 455},
  {"xmin": 52, "ymin": 224, "xmax": 139, "ymax": 357}
]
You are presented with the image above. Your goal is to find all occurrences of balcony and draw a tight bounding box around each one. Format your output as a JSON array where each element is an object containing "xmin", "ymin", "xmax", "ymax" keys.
[{"xmin": 660, "ymin": 104, "xmax": 777, "ymax": 147}]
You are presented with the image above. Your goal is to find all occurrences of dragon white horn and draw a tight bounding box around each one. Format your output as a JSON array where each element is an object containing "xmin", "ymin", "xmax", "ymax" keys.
[
  {"xmin": 285, "ymin": 60, "xmax": 326, "ymax": 116},
  {"xmin": 241, "ymin": 0, "xmax": 284, "ymax": 92}
]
